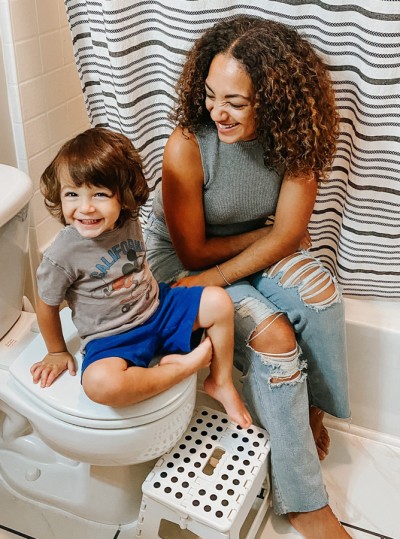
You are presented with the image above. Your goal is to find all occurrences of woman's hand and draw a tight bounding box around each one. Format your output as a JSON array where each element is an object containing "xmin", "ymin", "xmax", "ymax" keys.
[{"xmin": 30, "ymin": 351, "xmax": 76, "ymax": 388}]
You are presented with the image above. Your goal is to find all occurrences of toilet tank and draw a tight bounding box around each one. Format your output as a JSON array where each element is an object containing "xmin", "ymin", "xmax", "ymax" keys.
[{"xmin": 0, "ymin": 165, "xmax": 33, "ymax": 339}]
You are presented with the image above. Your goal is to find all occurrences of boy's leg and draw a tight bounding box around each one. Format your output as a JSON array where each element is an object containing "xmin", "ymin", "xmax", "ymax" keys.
[
  {"xmin": 82, "ymin": 345, "xmax": 212, "ymax": 407},
  {"xmin": 192, "ymin": 286, "xmax": 252, "ymax": 428}
]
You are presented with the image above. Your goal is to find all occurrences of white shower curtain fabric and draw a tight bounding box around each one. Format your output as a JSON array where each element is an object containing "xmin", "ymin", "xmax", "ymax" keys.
[{"xmin": 64, "ymin": 0, "xmax": 400, "ymax": 298}]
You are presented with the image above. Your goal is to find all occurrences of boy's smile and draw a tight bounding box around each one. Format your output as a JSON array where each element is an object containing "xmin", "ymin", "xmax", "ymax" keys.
[{"xmin": 60, "ymin": 173, "xmax": 121, "ymax": 239}]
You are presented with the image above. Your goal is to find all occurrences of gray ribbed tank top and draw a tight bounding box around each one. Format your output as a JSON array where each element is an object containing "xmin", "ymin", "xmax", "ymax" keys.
[{"xmin": 152, "ymin": 124, "xmax": 283, "ymax": 237}]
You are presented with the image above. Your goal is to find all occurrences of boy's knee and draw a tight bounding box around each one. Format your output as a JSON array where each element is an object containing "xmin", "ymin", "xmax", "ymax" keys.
[
  {"xmin": 82, "ymin": 363, "xmax": 119, "ymax": 405},
  {"xmin": 204, "ymin": 286, "xmax": 234, "ymax": 318}
]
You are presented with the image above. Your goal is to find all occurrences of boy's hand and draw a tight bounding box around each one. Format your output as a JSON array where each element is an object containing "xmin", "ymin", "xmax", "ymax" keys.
[{"xmin": 30, "ymin": 351, "xmax": 76, "ymax": 388}]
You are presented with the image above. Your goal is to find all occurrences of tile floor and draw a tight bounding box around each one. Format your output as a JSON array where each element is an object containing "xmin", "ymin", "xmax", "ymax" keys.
[
  {"xmin": 258, "ymin": 427, "xmax": 400, "ymax": 539},
  {"xmin": 1, "ymin": 425, "xmax": 399, "ymax": 539}
]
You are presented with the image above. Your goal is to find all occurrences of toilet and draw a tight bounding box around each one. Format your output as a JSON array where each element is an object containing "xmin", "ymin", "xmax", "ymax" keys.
[{"xmin": 0, "ymin": 164, "xmax": 197, "ymax": 527}]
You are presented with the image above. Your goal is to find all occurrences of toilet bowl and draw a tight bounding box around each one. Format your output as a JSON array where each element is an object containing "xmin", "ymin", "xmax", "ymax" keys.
[
  {"xmin": 4, "ymin": 307, "xmax": 197, "ymax": 467},
  {"xmin": 0, "ymin": 164, "xmax": 197, "ymax": 526},
  {"xmin": 0, "ymin": 308, "xmax": 196, "ymax": 525}
]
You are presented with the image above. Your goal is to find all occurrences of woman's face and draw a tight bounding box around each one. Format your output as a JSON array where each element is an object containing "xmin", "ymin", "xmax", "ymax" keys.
[{"xmin": 205, "ymin": 54, "xmax": 256, "ymax": 143}]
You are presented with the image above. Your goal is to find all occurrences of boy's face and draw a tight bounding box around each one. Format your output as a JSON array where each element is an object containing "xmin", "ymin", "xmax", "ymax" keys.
[{"xmin": 59, "ymin": 169, "xmax": 121, "ymax": 239}]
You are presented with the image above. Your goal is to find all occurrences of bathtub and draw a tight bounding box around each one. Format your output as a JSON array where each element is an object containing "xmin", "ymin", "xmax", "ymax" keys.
[{"xmin": 326, "ymin": 296, "xmax": 400, "ymax": 444}]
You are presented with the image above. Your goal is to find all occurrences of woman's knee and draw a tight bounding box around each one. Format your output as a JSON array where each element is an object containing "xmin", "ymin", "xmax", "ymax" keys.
[
  {"xmin": 249, "ymin": 312, "xmax": 297, "ymax": 354},
  {"xmin": 248, "ymin": 314, "xmax": 303, "ymax": 385}
]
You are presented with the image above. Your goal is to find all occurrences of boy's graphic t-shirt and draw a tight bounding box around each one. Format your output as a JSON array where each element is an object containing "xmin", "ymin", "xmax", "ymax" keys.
[{"xmin": 37, "ymin": 219, "xmax": 159, "ymax": 350}]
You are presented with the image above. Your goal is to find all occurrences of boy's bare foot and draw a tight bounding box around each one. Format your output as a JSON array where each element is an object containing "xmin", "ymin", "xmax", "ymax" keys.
[
  {"xmin": 310, "ymin": 406, "xmax": 330, "ymax": 460},
  {"xmin": 289, "ymin": 505, "xmax": 352, "ymax": 538},
  {"xmin": 203, "ymin": 375, "xmax": 252, "ymax": 429},
  {"xmin": 159, "ymin": 337, "xmax": 213, "ymax": 373}
]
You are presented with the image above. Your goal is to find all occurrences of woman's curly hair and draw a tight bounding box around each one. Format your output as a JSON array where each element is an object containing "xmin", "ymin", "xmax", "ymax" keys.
[
  {"xmin": 40, "ymin": 127, "xmax": 149, "ymax": 226},
  {"xmin": 173, "ymin": 15, "xmax": 339, "ymax": 181}
]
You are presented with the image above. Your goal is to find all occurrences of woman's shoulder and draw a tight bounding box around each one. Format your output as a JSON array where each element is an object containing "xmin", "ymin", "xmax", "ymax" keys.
[
  {"xmin": 164, "ymin": 127, "xmax": 201, "ymax": 166},
  {"xmin": 168, "ymin": 124, "xmax": 215, "ymax": 146}
]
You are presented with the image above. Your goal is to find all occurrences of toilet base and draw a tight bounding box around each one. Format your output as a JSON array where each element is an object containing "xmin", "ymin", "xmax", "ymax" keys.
[
  {"xmin": 0, "ymin": 475, "xmax": 139, "ymax": 539},
  {"xmin": 0, "ymin": 436, "xmax": 155, "ymax": 526}
]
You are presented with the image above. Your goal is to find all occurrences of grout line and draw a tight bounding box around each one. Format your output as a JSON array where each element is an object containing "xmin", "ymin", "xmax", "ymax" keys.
[
  {"xmin": 0, "ymin": 525, "xmax": 36, "ymax": 539},
  {"xmin": 341, "ymin": 521, "xmax": 396, "ymax": 539}
]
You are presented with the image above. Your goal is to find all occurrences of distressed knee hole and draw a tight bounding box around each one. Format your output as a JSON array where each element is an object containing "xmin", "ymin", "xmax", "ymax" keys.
[
  {"xmin": 270, "ymin": 370, "xmax": 302, "ymax": 384},
  {"xmin": 267, "ymin": 252, "xmax": 340, "ymax": 309},
  {"xmin": 252, "ymin": 342, "xmax": 305, "ymax": 386},
  {"xmin": 248, "ymin": 313, "xmax": 296, "ymax": 355}
]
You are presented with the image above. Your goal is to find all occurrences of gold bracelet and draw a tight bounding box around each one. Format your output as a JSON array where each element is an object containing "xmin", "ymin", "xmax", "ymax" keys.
[{"xmin": 215, "ymin": 264, "xmax": 232, "ymax": 286}]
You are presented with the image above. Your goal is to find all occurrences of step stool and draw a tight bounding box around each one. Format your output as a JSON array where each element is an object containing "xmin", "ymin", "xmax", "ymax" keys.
[{"xmin": 135, "ymin": 406, "xmax": 270, "ymax": 539}]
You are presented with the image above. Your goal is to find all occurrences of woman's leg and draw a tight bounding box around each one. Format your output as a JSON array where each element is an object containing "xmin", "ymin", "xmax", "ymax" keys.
[
  {"xmin": 144, "ymin": 221, "xmax": 350, "ymax": 535},
  {"xmin": 228, "ymin": 281, "xmax": 352, "ymax": 538},
  {"xmin": 250, "ymin": 251, "xmax": 350, "ymax": 420},
  {"xmin": 227, "ymin": 281, "xmax": 328, "ymax": 515}
]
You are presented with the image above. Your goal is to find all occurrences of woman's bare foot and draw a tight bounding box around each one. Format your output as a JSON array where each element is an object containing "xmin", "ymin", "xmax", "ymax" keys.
[
  {"xmin": 289, "ymin": 505, "xmax": 352, "ymax": 538},
  {"xmin": 310, "ymin": 406, "xmax": 330, "ymax": 460},
  {"xmin": 159, "ymin": 337, "xmax": 213, "ymax": 372},
  {"xmin": 203, "ymin": 375, "xmax": 252, "ymax": 429}
]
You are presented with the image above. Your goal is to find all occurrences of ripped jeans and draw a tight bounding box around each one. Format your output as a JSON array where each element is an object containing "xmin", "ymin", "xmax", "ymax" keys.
[{"xmin": 143, "ymin": 215, "xmax": 350, "ymax": 515}]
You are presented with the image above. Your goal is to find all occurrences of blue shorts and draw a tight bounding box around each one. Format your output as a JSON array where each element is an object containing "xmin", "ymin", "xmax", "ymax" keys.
[{"xmin": 81, "ymin": 282, "xmax": 204, "ymax": 374}]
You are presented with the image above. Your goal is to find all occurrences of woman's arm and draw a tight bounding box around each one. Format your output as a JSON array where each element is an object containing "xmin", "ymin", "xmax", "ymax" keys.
[
  {"xmin": 163, "ymin": 127, "xmax": 317, "ymax": 287},
  {"xmin": 162, "ymin": 127, "xmax": 274, "ymax": 270},
  {"xmin": 206, "ymin": 171, "xmax": 317, "ymax": 285},
  {"xmin": 176, "ymin": 172, "xmax": 317, "ymax": 287}
]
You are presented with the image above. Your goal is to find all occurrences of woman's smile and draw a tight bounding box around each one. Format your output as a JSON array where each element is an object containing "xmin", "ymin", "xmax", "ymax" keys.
[
  {"xmin": 205, "ymin": 54, "xmax": 256, "ymax": 143},
  {"xmin": 205, "ymin": 54, "xmax": 256, "ymax": 144}
]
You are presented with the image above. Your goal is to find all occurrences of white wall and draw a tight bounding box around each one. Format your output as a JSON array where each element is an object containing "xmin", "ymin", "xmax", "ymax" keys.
[{"xmin": 0, "ymin": 0, "xmax": 90, "ymax": 304}]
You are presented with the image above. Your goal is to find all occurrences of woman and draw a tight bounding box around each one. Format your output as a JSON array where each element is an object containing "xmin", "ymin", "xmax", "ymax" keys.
[{"xmin": 144, "ymin": 15, "xmax": 351, "ymax": 538}]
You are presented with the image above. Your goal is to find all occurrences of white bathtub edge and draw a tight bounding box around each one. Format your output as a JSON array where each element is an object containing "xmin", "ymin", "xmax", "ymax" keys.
[{"xmin": 325, "ymin": 415, "xmax": 400, "ymax": 448}]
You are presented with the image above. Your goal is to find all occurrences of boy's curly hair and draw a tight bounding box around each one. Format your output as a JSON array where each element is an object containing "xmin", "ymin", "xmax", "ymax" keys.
[
  {"xmin": 40, "ymin": 128, "xmax": 149, "ymax": 226},
  {"xmin": 173, "ymin": 15, "xmax": 339, "ymax": 181}
]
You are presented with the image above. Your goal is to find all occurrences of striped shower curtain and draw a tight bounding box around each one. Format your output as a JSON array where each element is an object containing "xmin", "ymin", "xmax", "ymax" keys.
[{"xmin": 64, "ymin": 0, "xmax": 400, "ymax": 298}]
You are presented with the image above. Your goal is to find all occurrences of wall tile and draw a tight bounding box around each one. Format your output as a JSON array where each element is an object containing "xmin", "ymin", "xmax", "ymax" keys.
[
  {"xmin": 36, "ymin": 215, "xmax": 62, "ymax": 253},
  {"xmin": 30, "ymin": 188, "xmax": 48, "ymax": 226},
  {"xmin": 40, "ymin": 31, "xmax": 63, "ymax": 73},
  {"xmin": 36, "ymin": 0, "xmax": 60, "ymax": 34},
  {"xmin": 4, "ymin": 0, "xmax": 89, "ymax": 273},
  {"xmin": 31, "ymin": 193, "xmax": 47, "ymax": 227},
  {"xmin": 58, "ymin": 0, "xmax": 69, "ymax": 30},
  {"xmin": 43, "ymin": 69, "xmax": 67, "ymax": 110},
  {"xmin": 68, "ymin": 95, "xmax": 90, "ymax": 132},
  {"xmin": 60, "ymin": 26, "xmax": 75, "ymax": 66},
  {"xmin": 28, "ymin": 149, "xmax": 51, "ymax": 190},
  {"xmin": 10, "ymin": 0, "xmax": 38, "ymax": 41},
  {"xmin": 24, "ymin": 114, "xmax": 50, "ymax": 157},
  {"xmin": 14, "ymin": 37, "xmax": 42, "ymax": 82},
  {"xmin": 19, "ymin": 77, "xmax": 47, "ymax": 120},
  {"xmin": 64, "ymin": 63, "xmax": 83, "ymax": 101},
  {"xmin": 48, "ymin": 103, "xmax": 72, "ymax": 144}
]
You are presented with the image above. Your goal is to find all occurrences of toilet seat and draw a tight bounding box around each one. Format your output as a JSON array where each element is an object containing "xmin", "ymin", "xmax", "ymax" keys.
[{"xmin": 8, "ymin": 307, "xmax": 195, "ymax": 429}]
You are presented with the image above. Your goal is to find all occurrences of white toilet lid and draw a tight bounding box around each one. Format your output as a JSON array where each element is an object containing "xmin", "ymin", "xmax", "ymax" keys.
[{"xmin": 9, "ymin": 308, "xmax": 195, "ymax": 429}]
